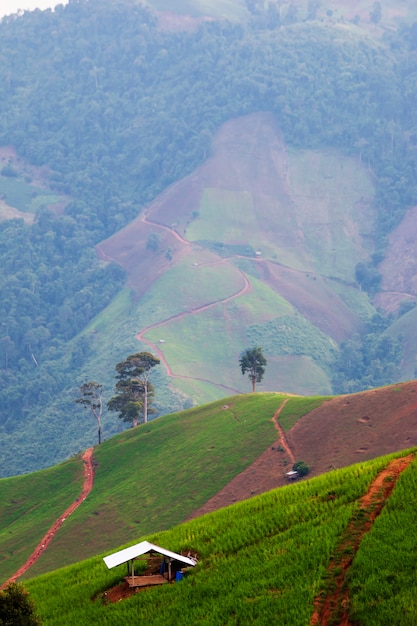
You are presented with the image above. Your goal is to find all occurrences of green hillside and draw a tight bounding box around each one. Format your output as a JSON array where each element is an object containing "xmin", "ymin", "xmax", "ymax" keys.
[
  {"xmin": 0, "ymin": 459, "xmax": 83, "ymax": 583},
  {"xmin": 1, "ymin": 393, "xmax": 292, "ymax": 583},
  {"xmin": 24, "ymin": 449, "xmax": 417, "ymax": 625}
]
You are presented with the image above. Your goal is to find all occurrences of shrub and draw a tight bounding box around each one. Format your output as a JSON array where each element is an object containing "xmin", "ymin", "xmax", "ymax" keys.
[
  {"xmin": 0, "ymin": 582, "xmax": 41, "ymax": 625},
  {"xmin": 293, "ymin": 460, "xmax": 310, "ymax": 477}
]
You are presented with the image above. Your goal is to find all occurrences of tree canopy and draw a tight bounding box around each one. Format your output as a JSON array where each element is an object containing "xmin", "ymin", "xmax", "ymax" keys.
[
  {"xmin": 239, "ymin": 347, "xmax": 267, "ymax": 392},
  {"xmin": 107, "ymin": 352, "xmax": 160, "ymax": 426}
]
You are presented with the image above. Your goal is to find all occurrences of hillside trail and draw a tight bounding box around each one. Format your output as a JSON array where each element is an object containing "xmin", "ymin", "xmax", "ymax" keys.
[
  {"xmin": 142, "ymin": 213, "xmax": 190, "ymax": 246},
  {"xmin": 187, "ymin": 398, "xmax": 293, "ymax": 519},
  {"xmin": 272, "ymin": 399, "xmax": 294, "ymax": 465},
  {"xmin": 98, "ymin": 211, "xmax": 251, "ymax": 393},
  {"xmin": 1, "ymin": 448, "xmax": 95, "ymax": 590},
  {"xmin": 310, "ymin": 453, "xmax": 414, "ymax": 626},
  {"xmin": 136, "ymin": 260, "xmax": 251, "ymax": 393}
]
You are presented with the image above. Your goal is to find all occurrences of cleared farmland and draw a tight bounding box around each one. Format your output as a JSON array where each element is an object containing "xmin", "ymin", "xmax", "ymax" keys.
[{"xmin": 25, "ymin": 449, "xmax": 416, "ymax": 625}]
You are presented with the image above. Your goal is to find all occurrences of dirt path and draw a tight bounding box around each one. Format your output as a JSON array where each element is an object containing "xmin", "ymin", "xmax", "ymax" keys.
[
  {"xmin": 187, "ymin": 399, "xmax": 293, "ymax": 519},
  {"xmin": 272, "ymin": 400, "xmax": 295, "ymax": 465},
  {"xmin": 136, "ymin": 264, "xmax": 251, "ymax": 390},
  {"xmin": 142, "ymin": 214, "xmax": 190, "ymax": 246},
  {"xmin": 1, "ymin": 448, "xmax": 95, "ymax": 590},
  {"xmin": 310, "ymin": 454, "xmax": 414, "ymax": 626}
]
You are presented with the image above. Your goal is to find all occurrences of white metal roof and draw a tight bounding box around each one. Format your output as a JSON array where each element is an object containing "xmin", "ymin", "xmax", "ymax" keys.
[{"xmin": 103, "ymin": 540, "xmax": 197, "ymax": 569}]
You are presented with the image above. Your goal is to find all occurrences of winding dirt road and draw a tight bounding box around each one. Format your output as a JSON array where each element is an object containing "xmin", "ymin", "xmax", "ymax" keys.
[
  {"xmin": 142, "ymin": 214, "xmax": 190, "ymax": 246},
  {"xmin": 1, "ymin": 447, "xmax": 94, "ymax": 589},
  {"xmin": 136, "ymin": 257, "xmax": 251, "ymax": 393}
]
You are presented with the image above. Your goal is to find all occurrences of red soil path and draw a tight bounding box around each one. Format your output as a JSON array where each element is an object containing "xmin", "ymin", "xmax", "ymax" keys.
[
  {"xmin": 136, "ymin": 258, "xmax": 251, "ymax": 393},
  {"xmin": 310, "ymin": 454, "xmax": 414, "ymax": 626},
  {"xmin": 1, "ymin": 448, "xmax": 95, "ymax": 590},
  {"xmin": 272, "ymin": 400, "xmax": 294, "ymax": 465},
  {"xmin": 188, "ymin": 399, "xmax": 294, "ymax": 518},
  {"xmin": 142, "ymin": 214, "xmax": 190, "ymax": 246}
]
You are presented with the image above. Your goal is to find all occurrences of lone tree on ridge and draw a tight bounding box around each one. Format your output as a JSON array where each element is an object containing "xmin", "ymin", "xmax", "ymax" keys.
[
  {"xmin": 108, "ymin": 352, "xmax": 160, "ymax": 426},
  {"xmin": 239, "ymin": 346, "xmax": 267, "ymax": 392},
  {"xmin": 75, "ymin": 381, "xmax": 104, "ymax": 445}
]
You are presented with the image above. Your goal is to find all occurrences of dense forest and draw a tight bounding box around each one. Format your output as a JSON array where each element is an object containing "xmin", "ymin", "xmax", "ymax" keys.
[{"xmin": 0, "ymin": 0, "xmax": 417, "ymax": 475}]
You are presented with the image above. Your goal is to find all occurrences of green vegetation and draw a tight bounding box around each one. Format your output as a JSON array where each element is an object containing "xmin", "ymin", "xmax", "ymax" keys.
[
  {"xmin": 292, "ymin": 460, "xmax": 310, "ymax": 477},
  {"xmin": 247, "ymin": 314, "xmax": 337, "ymax": 372},
  {"xmin": 287, "ymin": 149, "xmax": 376, "ymax": 280},
  {"xmin": 188, "ymin": 188, "xmax": 256, "ymax": 243},
  {"xmin": 0, "ymin": 458, "xmax": 83, "ymax": 583},
  {"xmin": 0, "ymin": 173, "xmax": 64, "ymax": 215},
  {"xmin": 349, "ymin": 455, "xmax": 417, "ymax": 625},
  {"xmin": 107, "ymin": 352, "xmax": 160, "ymax": 425},
  {"xmin": 384, "ymin": 305, "xmax": 417, "ymax": 381},
  {"xmin": 239, "ymin": 346, "xmax": 267, "ymax": 392},
  {"xmin": 1, "ymin": 0, "xmax": 417, "ymax": 476},
  {"xmin": 138, "ymin": 258, "xmax": 244, "ymax": 329},
  {"xmin": 24, "ymin": 450, "xmax": 415, "ymax": 625},
  {"xmin": 0, "ymin": 582, "xmax": 41, "ymax": 626},
  {"xmin": 3, "ymin": 394, "xmax": 284, "ymax": 580},
  {"xmin": 332, "ymin": 313, "xmax": 403, "ymax": 393}
]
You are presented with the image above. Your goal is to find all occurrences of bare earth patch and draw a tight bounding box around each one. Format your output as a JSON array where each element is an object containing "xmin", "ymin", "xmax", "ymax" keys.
[
  {"xmin": 374, "ymin": 204, "xmax": 417, "ymax": 314},
  {"xmin": 188, "ymin": 381, "xmax": 417, "ymax": 520},
  {"xmin": 287, "ymin": 381, "xmax": 417, "ymax": 479}
]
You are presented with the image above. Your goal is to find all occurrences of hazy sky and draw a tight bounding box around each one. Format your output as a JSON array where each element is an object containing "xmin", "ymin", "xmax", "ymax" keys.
[{"xmin": 0, "ymin": 0, "xmax": 68, "ymax": 19}]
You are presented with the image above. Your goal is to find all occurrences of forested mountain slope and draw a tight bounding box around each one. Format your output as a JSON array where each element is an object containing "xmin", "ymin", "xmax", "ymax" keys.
[
  {"xmin": 1, "ymin": 0, "xmax": 417, "ymax": 475},
  {"xmin": 98, "ymin": 111, "xmax": 374, "ymax": 403}
]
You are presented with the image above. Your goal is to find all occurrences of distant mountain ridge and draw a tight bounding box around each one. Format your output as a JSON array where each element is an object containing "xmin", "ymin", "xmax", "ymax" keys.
[{"xmin": 0, "ymin": 0, "xmax": 417, "ymax": 477}]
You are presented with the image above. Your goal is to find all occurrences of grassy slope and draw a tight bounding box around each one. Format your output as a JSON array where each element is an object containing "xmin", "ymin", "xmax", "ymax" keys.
[
  {"xmin": 25, "ymin": 449, "xmax": 417, "ymax": 626},
  {"xmin": 186, "ymin": 146, "xmax": 375, "ymax": 277},
  {"xmin": 142, "ymin": 270, "xmax": 334, "ymax": 396},
  {"xmin": 3, "ymin": 381, "xmax": 417, "ymax": 595},
  {"xmin": 0, "ymin": 459, "xmax": 83, "ymax": 583},
  {"xmin": 287, "ymin": 148, "xmax": 376, "ymax": 279},
  {"xmin": 9, "ymin": 393, "xmax": 285, "ymax": 581}
]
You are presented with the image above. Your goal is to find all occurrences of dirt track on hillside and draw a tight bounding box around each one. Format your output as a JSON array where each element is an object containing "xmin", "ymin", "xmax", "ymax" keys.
[
  {"xmin": 187, "ymin": 399, "xmax": 293, "ymax": 519},
  {"xmin": 136, "ymin": 257, "xmax": 251, "ymax": 393},
  {"xmin": 311, "ymin": 454, "xmax": 414, "ymax": 625},
  {"xmin": 287, "ymin": 381, "xmax": 417, "ymax": 479},
  {"xmin": 1, "ymin": 448, "xmax": 94, "ymax": 589},
  {"xmin": 187, "ymin": 381, "xmax": 417, "ymax": 521}
]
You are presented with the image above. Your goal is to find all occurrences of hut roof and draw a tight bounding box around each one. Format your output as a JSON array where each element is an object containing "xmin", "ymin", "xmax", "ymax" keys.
[{"xmin": 103, "ymin": 541, "xmax": 197, "ymax": 569}]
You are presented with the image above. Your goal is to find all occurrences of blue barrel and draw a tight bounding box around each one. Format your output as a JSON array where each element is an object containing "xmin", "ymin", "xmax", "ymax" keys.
[{"xmin": 175, "ymin": 571, "xmax": 183, "ymax": 582}]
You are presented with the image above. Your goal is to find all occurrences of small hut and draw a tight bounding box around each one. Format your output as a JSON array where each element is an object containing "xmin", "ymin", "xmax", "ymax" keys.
[
  {"xmin": 285, "ymin": 469, "xmax": 298, "ymax": 481},
  {"xmin": 103, "ymin": 540, "xmax": 197, "ymax": 588}
]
